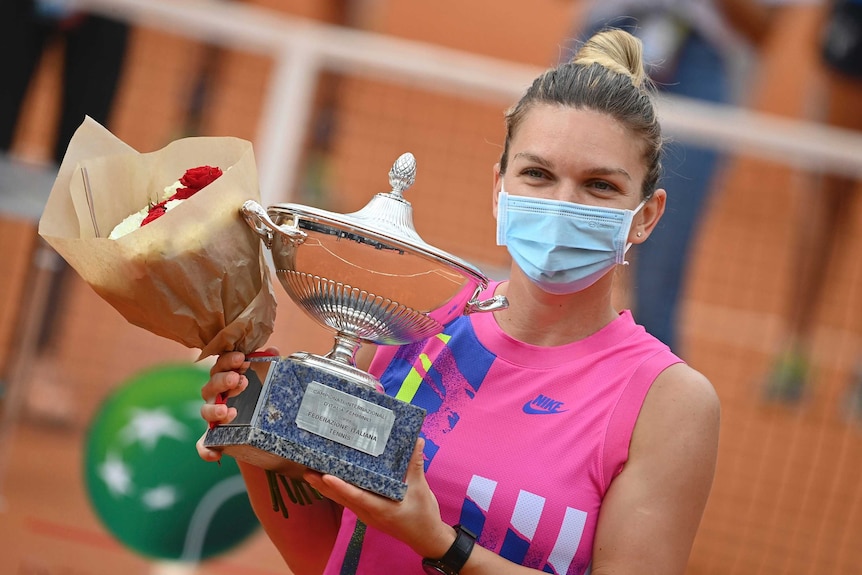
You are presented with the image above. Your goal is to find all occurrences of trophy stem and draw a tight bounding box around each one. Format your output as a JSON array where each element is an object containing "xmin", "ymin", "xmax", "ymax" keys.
[{"xmin": 326, "ymin": 332, "xmax": 362, "ymax": 367}]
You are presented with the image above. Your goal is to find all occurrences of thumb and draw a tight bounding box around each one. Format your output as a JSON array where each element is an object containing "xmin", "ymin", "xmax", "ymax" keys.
[{"xmin": 405, "ymin": 437, "xmax": 427, "ymax": 485}]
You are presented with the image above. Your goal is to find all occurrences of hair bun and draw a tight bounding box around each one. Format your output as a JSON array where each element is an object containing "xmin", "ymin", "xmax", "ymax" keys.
[{"xmin": 572, "ymin": 28, "xmax": 647, "ymax": 88}]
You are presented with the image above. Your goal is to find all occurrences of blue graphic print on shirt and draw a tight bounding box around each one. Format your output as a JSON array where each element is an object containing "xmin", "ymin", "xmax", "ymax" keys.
[{"xmin": 379, "ymin": 317, "xmax": 496, "ymax": 471}]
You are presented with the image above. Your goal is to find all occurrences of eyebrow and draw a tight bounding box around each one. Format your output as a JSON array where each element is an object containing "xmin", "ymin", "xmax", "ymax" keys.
[
  {"xmin": 586, "ymin": 166, "xmax": 633, "ymax": 181},
  {"xmin": 512, "ymin": 152, "xmax": 632, "ymax": 181},
  {"xmin": 513, "ymin": 152, "xmax": 554, "ymax": 169}
]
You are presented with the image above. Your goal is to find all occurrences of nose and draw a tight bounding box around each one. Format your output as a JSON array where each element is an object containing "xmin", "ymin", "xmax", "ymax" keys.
[{"xmin": 549, "ymin": 182, "xmax": 579, "ymax": 204}]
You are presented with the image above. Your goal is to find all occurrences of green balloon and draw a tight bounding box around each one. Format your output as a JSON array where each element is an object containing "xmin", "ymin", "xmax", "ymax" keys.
[{"xmin": 84, "ymin": 363, "xmax": 259, "ymax": 561}]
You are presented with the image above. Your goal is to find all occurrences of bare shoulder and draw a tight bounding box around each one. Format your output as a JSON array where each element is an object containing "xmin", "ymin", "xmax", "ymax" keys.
[
  {"xmin": 633, "ymin": 362, "xmax": 721, "ymax": 464},
  {"xmin": 649, "ymin": 362, "xmax": 719, "ymax": 411},
  {"xmin": 651, "ymin": 362, "xmax": 719, "ymax": 418}
]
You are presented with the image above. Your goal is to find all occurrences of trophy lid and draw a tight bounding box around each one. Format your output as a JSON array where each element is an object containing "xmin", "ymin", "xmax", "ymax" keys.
[{"xmin": 268, "ymin": 152, "xmax": 486, "ymax": 285}]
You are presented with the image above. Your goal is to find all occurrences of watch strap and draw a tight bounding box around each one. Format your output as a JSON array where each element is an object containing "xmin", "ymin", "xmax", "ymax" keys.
[{"xmin": 422, "ymin": 524, "xmax": 476, "ymax": 575}]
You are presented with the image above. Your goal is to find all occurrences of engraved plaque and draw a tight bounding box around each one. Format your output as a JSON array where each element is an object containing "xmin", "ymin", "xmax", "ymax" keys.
[{"xmin": 296, "ymin": 380, "xmax": 395, "ymax": 456}]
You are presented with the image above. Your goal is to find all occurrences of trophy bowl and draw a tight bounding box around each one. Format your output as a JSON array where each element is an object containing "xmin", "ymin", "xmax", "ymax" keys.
[
  {"xmin": 204, "ymin": 153, "xmax": 507, "ymax": 500},
  {"xmin": 243, "ymin": 152, "xmax": 504, "ymax": 356}
]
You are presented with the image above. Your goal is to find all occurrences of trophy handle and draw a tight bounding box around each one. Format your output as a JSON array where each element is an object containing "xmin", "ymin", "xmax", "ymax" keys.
[
  {"xmin": 241, "ymin": 200, "xmax": 307, "ymax": 249},
  {"xmin": 464, "ymin": 294, "xmax": 509, "ymax": 314}
]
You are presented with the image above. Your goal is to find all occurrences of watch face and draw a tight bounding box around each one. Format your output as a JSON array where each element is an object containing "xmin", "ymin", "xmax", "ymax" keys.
[{"xmin": 421, "ymin": 559, "xmax": 449, "ymax": 575}]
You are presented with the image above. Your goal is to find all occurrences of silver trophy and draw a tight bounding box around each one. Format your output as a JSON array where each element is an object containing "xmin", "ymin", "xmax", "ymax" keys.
[{"xmin": 204, "ymin": 153, "xmax": 507, "ymax": 501}]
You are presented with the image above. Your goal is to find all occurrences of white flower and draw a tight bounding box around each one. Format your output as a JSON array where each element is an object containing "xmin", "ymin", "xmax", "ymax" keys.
[
  {"xmin": 163, "ymin": 180, "xmax": 183, "ymax": 197},
  {"xmin": 108, "ymin": 207, "xmax": 149, "ymax": 239},
  {"xmin": 165, "ymin": 199, "xmax": 185, "ymax": 212},
  {"xmin": 108, "ymin": 179, "xmax": 184, "ymax": 239}
]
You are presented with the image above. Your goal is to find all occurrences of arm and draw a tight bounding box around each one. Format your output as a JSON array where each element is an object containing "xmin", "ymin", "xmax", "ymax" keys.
[
  {"xmin": 590, "ymin": 363, "xmax": 721, "ymax": 575},
  {"xmin": 197, "ymin": 350, "xmax": 344, "ymax": 575},
  {"xmin": 239, "ymin": 462, "xmax": 343, "ymax": 575}
]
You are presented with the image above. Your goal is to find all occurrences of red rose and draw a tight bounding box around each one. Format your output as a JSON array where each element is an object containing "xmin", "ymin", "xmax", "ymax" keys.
[
  {"xmin": 136, "ymin": 165, "xmax": 223, "ymax": 230},
  {"xmin": 180, "ymin": 165, "xmax": 223, "ymax": 190},
  {"xmin": 170, "ymin": 187, "xmax": 197, "ymax": 201},
  {"xmin": 141, "ymin": 201, "xmax": 167, "ymax": 226}
]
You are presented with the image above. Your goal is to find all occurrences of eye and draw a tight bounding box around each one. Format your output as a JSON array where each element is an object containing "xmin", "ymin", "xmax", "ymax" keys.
[
  {"xmin": 588, "ymin": 180, "xmax": 620, "ymax": 194},
  {"xmin": 520, "ymin": 167, "xmax": 549, "ymax": 180}
]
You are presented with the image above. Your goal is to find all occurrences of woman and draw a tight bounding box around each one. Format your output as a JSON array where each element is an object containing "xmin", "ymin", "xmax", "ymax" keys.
[{"xmin": 198, "ymin": 28, "xmax": 720, "ymax": 575}]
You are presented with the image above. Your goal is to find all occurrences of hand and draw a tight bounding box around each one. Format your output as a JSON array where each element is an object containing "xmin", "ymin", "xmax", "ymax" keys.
[
  {"xmin": 195, "ymin": 347, "xmax": 279, "ymax": 462},
  {"xmin": 303, "ymin": 438, "xmax": 455, "ymax": 560}
]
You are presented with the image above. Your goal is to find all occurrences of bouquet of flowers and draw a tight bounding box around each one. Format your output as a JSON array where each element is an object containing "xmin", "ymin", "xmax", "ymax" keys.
[
  {"xmin": 107, "ymin": 164, "xmax": 224, "ymax": 239},
  {"xmin": 38, "ymin": 117, "xmax": 276, "ymax": 360}
]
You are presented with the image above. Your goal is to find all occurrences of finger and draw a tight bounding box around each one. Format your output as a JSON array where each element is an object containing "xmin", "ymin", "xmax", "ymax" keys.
[
  {"xmin": 304, "ymin": 470, "xmax": 369, "ymax": 509},
  {"xmin": 196, "ymin": 432, "xmax": 222, "ymax": 462},
  {"xmin": 210, "ymin": 351, "xmax": 248, "ymax": 377},
  {"xmin": 201, "ymin": 369, "xmax": 246, "ymax": 403},
  {"xmin": 200, "ymin": 401, "xmax": 235, "ymax": 424}
]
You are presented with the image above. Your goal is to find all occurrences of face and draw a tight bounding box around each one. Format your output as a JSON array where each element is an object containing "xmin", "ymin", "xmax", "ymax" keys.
[{"xmin": 494, "ymin": 104, "xmax": 665, "ymax": 240}]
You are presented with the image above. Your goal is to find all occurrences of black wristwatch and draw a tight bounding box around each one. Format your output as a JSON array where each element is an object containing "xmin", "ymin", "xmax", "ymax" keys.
[{"xmin": 421, "ymin": 524, "xmax": 477, "ymax": 575}]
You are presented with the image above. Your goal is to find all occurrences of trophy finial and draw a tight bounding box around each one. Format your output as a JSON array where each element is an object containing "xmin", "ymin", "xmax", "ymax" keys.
[{"xmin": 388, "ymin": 152, "xmax": 416, "ymax": 198}]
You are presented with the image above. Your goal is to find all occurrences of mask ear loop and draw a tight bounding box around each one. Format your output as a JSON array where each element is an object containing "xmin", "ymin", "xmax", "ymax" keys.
[
  {"xmin": 495, "ymin": 188, "xmax": 510, "ymax": 246},
  {"xmin": 621, "ymin": 200, "xmax": 648, "ymax": 264}
]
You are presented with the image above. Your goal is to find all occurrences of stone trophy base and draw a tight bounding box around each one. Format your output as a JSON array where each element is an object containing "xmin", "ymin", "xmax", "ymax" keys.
[{"xmin": 203, "ymin": 353, "xmax": 426, "ymax": 501}]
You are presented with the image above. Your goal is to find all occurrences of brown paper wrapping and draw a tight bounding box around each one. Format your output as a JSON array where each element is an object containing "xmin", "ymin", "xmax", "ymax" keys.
[{"xmin": 38, "ymin": 117, "xmax": 277, "ymax": 360}]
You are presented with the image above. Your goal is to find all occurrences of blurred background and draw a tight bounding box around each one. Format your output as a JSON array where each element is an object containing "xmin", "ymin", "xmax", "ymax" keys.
[{"xmin": 1, "ymin": 0, "xmax": 861, "ymax": 573}]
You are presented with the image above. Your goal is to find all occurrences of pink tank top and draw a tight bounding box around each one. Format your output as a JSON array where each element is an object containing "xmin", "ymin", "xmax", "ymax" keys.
[{"xmin": 323, "ymin": 281, "xmax": 682, "ymax": 575}]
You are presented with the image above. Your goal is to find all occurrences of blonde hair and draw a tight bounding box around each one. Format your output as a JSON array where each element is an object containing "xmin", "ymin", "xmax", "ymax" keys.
[
  {"xmin": 500, "ymin": 28, "xmax": 662, "ymax": 198},
  {"xmin": 573, "ymin": 28, "xmax": 648, "ymax": 88}
]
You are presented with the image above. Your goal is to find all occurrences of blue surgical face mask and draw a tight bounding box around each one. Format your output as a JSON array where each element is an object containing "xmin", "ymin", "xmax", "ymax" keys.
[{"xmin": 496, "ymin": 188, "xmax": 646, "ymax": 295}]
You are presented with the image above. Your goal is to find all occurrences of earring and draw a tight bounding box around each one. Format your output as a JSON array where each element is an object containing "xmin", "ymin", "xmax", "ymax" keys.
[{"xmin": 636, "ymin": 232, "xmax": 643, "ymax": 237}]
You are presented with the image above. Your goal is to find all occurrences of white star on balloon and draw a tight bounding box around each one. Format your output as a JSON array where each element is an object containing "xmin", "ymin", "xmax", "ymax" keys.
[
  {"xmin": 99, "ymin": 451, "xmax": 133, "ymax": 497},
  {"xmin": 141, "ymin": 485, "xmax": 179, "ymax": 510},
  {"xmin": 119, "ymin": 407, "xmax": 188, "ymax": 450}
]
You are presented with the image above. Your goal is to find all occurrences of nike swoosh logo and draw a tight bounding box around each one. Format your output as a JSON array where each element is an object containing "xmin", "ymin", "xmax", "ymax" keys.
[{"xmin": 522, "ymin": 402, "xmax": 569, "ymax": 415}]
